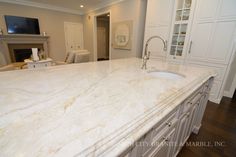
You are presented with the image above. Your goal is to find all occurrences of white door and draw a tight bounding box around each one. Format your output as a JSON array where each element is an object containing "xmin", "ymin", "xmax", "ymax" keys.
[
  {"xmin": 64, "ymin": 22, "xmax": 83, "ymax": 53},
  {"xmin": 97, "ymin": 27, "xmax": 107, "ymax": 59}
]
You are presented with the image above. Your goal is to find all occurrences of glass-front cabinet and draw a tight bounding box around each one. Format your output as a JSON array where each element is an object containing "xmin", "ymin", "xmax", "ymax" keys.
[{"xmin": 168, "ymin": 0, "xmax": 194, "ymax": 60}]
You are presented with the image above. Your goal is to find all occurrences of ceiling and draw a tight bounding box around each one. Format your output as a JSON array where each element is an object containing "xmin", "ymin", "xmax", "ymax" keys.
[{"xmin": 0, "ymin": 0, "xmax": 125, "ymax": 15}]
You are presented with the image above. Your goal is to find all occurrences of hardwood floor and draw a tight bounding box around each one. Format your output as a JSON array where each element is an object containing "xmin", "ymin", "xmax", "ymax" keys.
[{"xmin": 178, "ymin": 97, "xmax": 236, "ymax": 157}]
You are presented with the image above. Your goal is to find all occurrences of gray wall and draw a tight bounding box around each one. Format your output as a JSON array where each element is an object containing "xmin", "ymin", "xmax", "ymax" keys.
[
  {"xmin": 83, "ymin": 0, "xmax": 147, "ymax": 60},
  {"xmin": 0, "ymin": 2, "xmax": 82, "ymax": 61}
]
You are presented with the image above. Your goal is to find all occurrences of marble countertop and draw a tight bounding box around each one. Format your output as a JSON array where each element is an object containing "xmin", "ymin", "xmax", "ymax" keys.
[{"xmin": 0, "ymin": 58, "xmax": 216, "ymax": 157}]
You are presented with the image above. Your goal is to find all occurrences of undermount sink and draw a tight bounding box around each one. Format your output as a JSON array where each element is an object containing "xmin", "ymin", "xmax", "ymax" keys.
[{"xmin": 147, "ymin": 71, "xmax": 185, "ymax": 80}]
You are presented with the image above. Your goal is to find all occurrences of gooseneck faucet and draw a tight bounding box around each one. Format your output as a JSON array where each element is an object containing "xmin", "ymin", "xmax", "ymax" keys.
[{"xmin": 141, "ymin": 36, "xmax": 167, "ymax": 69}]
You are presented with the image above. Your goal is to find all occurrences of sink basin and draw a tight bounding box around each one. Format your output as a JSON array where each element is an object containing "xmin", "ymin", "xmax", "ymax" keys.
[{"xmin": 147, "ymin": 71, "xmax": 185, "ymax": 80}]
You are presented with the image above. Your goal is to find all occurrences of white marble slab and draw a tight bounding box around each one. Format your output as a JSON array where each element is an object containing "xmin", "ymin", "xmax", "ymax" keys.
[{"xmin": 0, "ymin": 58, "xmax": 216, "ymax": 157}]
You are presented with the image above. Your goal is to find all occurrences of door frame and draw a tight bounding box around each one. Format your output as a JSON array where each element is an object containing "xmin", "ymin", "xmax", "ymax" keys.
[{"xmin": 93, "ymin": 10, "xmax": 111, "ymax": 61}]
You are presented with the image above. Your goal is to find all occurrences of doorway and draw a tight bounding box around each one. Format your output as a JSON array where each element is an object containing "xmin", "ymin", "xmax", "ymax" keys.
[{"xmin": 95, "ymin": 13, "xmax": 110, "ymax": 61}]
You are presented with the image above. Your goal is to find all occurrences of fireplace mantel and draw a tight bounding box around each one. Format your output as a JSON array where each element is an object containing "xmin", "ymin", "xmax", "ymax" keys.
[
  {"xmin": 0, "ymin": 34, "xmax": 49, "ymax": 40},
  {"xmin": 0, "ymin": 35, "xmax": 49, "ymax": 64}
]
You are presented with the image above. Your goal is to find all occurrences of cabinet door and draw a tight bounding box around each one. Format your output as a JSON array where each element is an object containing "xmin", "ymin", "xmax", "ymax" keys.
[
  {"xmin": 218, "ymin": 0, "xmax": 236, "ymax": 19},
  {"xmin": 188, "ymin": 0, "xmax": 236, "ymax": 64},
  {"xmin": 196, "ymin": 0, "xmax": 220, "ymax": 21},
  {"xmin": 193, "ymin": 95, "xmax": 208, "ymax": 132},
  {"xmin": 186, "ymin": 104, "xmax": 198, "ymax": 137},
  {"xmin": 207, "ymin": 21, "xmax": 236, "ymax": 64},
  {"xmin": 187, "ymin": 23, "xmax": 213, "ymax": 61},
  {"xmin": 145, "ymin": 0, "xmax": 173, "ymax": 27},
  {"xmin": 168, "ymin": 0, "xmax": 196, "ymax": 60},
  {"xmin": 174, "ymin": 113, "xmax": 189, "ymax": 154}
]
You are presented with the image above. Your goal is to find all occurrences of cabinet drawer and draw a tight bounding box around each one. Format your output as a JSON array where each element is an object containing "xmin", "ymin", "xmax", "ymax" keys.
[
  {"xmin": 151, "ymin": 110, "xmax": 178, "ymax": 143},
  {"xmin": 148, "ymin": 127, "xmax": 177, "ymax": 157},
  {"xmin": 183, "ymin": 93, "xmax": 201, "ymax": 113},
  {"xmin": 140, "ymin": 109, "xmax": 178, "ymax": 157}
]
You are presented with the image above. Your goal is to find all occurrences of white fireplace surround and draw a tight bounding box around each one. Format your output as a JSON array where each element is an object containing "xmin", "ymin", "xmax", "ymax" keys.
[{"xmin": 0, "ymin": 35, "xmax": 49, "ymax": 64}]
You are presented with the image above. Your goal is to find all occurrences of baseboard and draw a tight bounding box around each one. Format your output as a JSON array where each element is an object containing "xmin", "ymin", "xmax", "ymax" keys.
[
  {"xmin": 224, "ymin": 90, "xmax": 234, "ymax": 98},
  {"xmin": 192, "ymin": 125, "xmax": 201, "ymax": 134},
  {"xmin": 209, "ymin": 97, "xmax": 221, "ymax": 104}
]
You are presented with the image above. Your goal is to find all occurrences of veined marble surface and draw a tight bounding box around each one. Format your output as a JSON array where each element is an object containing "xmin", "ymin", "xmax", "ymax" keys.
[{"xmin": 0, "ymin": 58, "xmax": 216, "ymax": 157}]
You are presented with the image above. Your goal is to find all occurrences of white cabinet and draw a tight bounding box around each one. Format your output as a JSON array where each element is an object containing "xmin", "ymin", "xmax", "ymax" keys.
[
  {"xmin": 207, "ymin": 21, "xmax": 236, "ymax": 64},
  {"xmin": 174, "ymin": 111, "xmax": 189, "ymax": 155},
  {"xmin": 145, "ymin": 0, "xmax": 173, "ymax": 27},
  {"xmin": 196, "ymin": 0, "xmax": 219, "ymax": 21},
  {"xmin": 193, "ymin": 0, "xmax": 236, "ymax": 22},
  {"xmin": 144, "ymin": 0, "xmax": 174, "ymax": 60},
  {"xmin": 188, "ymin": 21, "xmax": 236, "ymax": 64},
  {"xmin": 122, "ymin": 79, "xmax": 213, "ymax": 157},
  {"xmin": 218, "ymin": 0, "xmax": 236, "ymax": 19},
  {"xmin": 149, "ymin": 127, "xmax": 176, "ymax": 157},
  {"xmin": 168, "ymin": 0, "xmax": 196, "ymax": 61},
  {"xmin": 64, "ymin": 22, "xmax": 84, "ymax": 53},
  {"xmin": 186, "ymin": 0, "xmax": 236, "ymax": 103},
  {"xmin": 186, "ymin": 23, "xmax": 213, "ymax": 61},
  {"xmin": 144, "ymin": 0, "xmax": 236, "ymax": 103}
]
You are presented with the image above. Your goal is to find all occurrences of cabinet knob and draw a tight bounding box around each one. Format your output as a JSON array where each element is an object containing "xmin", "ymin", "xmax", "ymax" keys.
[
  {"xmin": 162, "ymin": 136, "xmax": 169, "ymax": 142},
  {"xmin": 166, "ymin": 122, "xmax": 172, "ymax": 127}
]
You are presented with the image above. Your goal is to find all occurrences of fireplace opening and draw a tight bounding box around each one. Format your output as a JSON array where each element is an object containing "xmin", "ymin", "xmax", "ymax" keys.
[
  {"xmin": 8, "ymin": 44, "xmax": 44, "ymax": 63},
  {"xmin": 13, "ymin": 49, "xmax": 32, "ymax": 62}
]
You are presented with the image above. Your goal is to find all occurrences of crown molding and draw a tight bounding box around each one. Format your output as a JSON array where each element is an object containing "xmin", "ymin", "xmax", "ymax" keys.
[
  {"xmin": 0, "ymin": 0, "xmax": 83, "ymax": 15},
  {"xmin": 86, "ymin": 0, "xmax": 126, "ymax": 14}
]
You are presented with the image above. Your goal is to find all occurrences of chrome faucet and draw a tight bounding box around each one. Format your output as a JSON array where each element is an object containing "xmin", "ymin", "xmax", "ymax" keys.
[{"xmin": 141, "ymin": 36, "xmax": 167, "ymax": 69}]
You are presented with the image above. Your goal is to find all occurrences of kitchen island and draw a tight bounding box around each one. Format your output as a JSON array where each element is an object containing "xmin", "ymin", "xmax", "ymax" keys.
[{"xmin": 0, "ymin": 58, "xmax": 216, "ymax": 157}]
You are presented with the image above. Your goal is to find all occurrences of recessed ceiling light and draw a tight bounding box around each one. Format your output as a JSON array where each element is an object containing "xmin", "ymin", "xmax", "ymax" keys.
[
  {"xmin": 80, "ymin": 5, "xmax": 84, "ymax": 8},
  {"xmin": 107, "ymin": 14, "xmax": 110, "ymax": 17}
]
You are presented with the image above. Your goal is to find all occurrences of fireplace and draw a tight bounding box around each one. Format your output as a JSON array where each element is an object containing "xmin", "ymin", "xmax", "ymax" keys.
[
  {"xmin": 8, "ymin": 43, "xmax": 44, "ymax": 63},
  {"xmin": 0, "ymin": 35, "xmax": 49, "ymax": 64},
  {"xmin": 13, "ymin": 49, "xmax": 32, "ymax": 62}
]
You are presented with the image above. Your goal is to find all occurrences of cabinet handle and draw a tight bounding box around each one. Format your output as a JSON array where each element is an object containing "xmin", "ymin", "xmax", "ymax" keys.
[
  {"xmin": 162, "ymin": 136, "xmax": 169, "ymax": 142},
  {"xmin": 166, "ymin": 122, "xmax": 172, "ymax": 127},
  {"xmin": 188, "ymin": 41, "xmax": 193, "ymax": 54}
]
